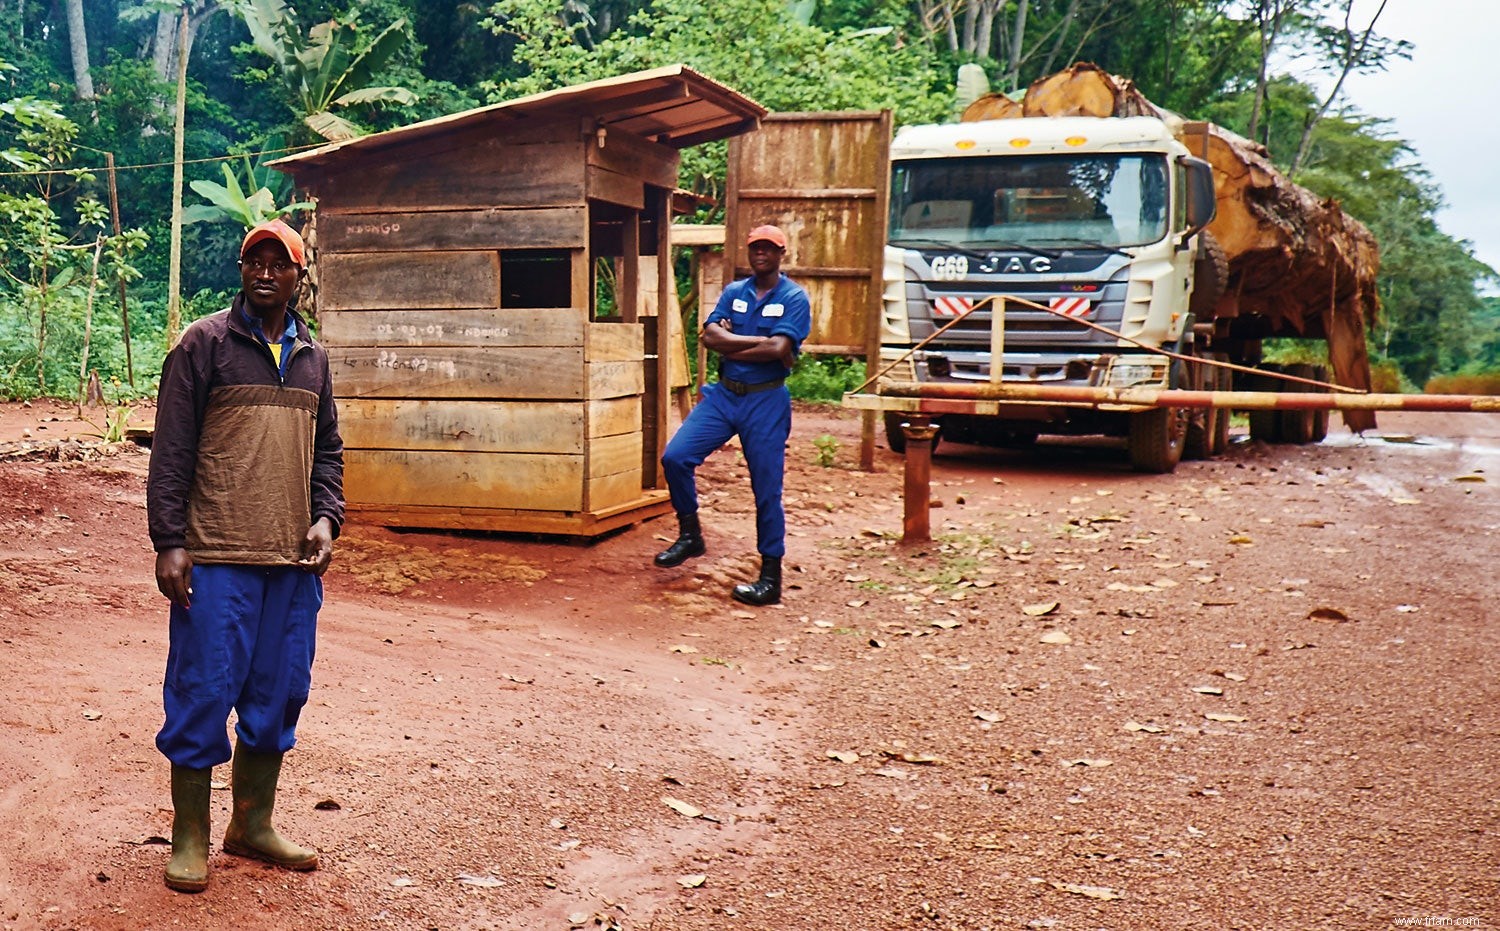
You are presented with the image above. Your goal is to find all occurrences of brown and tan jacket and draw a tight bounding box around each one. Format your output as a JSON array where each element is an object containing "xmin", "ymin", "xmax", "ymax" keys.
[{"xmin": 147, "ymin": 296, "xmax": 344, "ymax": 564}]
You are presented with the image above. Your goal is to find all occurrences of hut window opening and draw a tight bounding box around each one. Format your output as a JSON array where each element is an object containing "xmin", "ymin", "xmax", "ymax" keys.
[{"xmin": 500, "ymin": 249, "xmax": 573, "ymax": 308}]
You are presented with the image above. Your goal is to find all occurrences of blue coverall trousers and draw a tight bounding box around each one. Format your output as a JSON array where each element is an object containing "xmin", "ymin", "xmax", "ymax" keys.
[
  {"xmin": 661, "ymin": 382, "xmax": 792, "ymax": 558},
  {"xmin": 156, "ymin": 563, "xmax": 321, "ymax": 769}
]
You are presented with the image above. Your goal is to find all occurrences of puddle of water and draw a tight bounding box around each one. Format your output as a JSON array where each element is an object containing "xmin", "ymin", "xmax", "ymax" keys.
[{"xmin": 1322, "ymin": 432, "xmax": 1500, "ymax": 459}]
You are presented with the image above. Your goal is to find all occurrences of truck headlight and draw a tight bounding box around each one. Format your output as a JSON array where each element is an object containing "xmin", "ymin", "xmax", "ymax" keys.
[{"xmin": 1103, "ymin": 357, "xmax": 1169, "ymax": 388}]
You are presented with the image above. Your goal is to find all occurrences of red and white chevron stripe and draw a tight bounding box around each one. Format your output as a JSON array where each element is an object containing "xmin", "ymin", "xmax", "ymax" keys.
[
  {"xmin": 1049, "ymin": 296, "xmax": 1094, "ymax": 317},
  {"xmin": 933, "ymin": 296, "xmax": 974, "ymax": 317}
]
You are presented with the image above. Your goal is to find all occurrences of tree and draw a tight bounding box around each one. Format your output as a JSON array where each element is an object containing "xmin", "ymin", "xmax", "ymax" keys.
[
  {"xmin": 235, "ymin": 0, "xmax": 419, "ymax": 142},
  {"xmin": 64, "ymin": 0, "xmax": 95, "ymax": 101},
  {"xmin": 1288, "ymin": 0, "xmax": 1409, "ymax": 176}
]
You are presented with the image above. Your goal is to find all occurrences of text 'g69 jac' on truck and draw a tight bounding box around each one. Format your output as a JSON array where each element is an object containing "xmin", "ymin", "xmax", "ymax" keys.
[{"xmin": 873, "ymin": 63, "xmax": 1381, "ymax": 473}]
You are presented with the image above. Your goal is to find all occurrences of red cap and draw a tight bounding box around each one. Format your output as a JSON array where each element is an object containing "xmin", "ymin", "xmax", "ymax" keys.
[
  {"xmin": 746, "ymin": 224, "xmax": 788, "ymax": 249},
  {"xmin": 241, "ymin": 219, "xmax": 306, "ymax": 267}
]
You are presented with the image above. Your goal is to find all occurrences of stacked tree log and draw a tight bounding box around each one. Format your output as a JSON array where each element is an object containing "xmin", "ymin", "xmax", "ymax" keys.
[{"xmin": 964, "ymin": 63, "xmax": 1378, "ymax": 430}]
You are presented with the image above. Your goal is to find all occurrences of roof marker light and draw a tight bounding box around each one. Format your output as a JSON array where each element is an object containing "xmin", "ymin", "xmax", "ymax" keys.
[
  {"xmin": 955, "ymin": 140, "xmax": 976, "ymax": 150},
  {"xmin": 1009, "ymin": 138, "xmax": 1030, "ymax": 148},
  {"xmin": 1065, "ymin": 136, "xmax": 1088, "ymax": 146}
]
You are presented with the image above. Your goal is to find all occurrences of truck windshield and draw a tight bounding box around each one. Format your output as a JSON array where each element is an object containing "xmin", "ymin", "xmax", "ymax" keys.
[{"xmin": 890, "ymin": 153, "xmax": 1170, "ymax": 250}]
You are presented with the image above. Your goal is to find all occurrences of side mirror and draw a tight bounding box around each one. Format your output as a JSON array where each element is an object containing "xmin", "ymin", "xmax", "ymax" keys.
[{"xmin": 1180, "ymin": 156, "xmax": 1217, "ymax": 235}]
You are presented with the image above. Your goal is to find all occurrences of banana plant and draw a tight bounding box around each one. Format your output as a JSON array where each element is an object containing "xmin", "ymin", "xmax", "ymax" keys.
[
  {"xmin": 235, "ymin": 0, "xmax": 418, "ymax": 142},
  {"xmin": 182, "ymin": 159, "xmax": 313, "ymax": 227}
]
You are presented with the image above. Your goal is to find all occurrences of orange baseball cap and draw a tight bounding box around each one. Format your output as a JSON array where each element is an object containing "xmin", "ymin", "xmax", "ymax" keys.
[
  {"xmin": 746, "ymin": 224, "xmax": 788, "ymax": 249},
  {"xmin": 241, "ymin": 219, "xmax": 306, "ymax": 267}
]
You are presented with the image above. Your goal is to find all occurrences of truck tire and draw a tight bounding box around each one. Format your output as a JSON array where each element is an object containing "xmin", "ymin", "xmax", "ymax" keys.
[
  {"xmin": 1189, "ymin": 230, "xmax": 1228, "ymax": 321},
  {"xmin": 1183, "ymin": 358, "xmax": 1213, "ymax": 461},
  {"xmin": 1128, "ymin": 407, "xmax": 1186, "ymax": 473},
  {"xmin": 1278, "ymin": 363, "xmax": 1318, "ymax": 444},
  {"xmin": 1210, "ymin": 360, "xmax": 1232, "ymax": 454},
  {"xmin": 1310, "ymin": 365, "xmax": 1331, "ymax": 442},
  {"xmin": 1247, "ymin": 363, "xmax": 1283, "ymax": 443},
  {"xmin": 883, "ymin": 411, "xmax": 939, "ymax": 454}
]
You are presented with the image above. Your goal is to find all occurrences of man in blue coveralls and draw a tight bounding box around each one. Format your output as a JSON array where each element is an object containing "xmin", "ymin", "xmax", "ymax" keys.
[
  {"xmin": 654, "ymin": 224, "xmax": 811, "ymax": 606},
  {"xmin": 148, "ymin": 219, "xmax": 344, "ymax": 892}
]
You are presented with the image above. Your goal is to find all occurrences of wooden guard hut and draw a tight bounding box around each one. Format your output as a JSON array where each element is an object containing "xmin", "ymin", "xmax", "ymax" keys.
[{"xmin": 270, "ymin": 66, "xmax": 766, "ymax": 536}]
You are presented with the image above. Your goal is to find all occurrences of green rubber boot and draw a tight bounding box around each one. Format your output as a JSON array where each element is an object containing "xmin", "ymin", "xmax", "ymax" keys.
[
  {"xmin": 164, "ymin": 765, "xmax": 211, "ymax": 893},
  {"xmin": 221, "ymin": 744, "xmax": 319, "ymax": 871}
]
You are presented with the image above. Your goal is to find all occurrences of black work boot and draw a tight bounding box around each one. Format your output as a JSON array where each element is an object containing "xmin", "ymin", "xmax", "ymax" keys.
[
  {"xmin": 654, "ymin": 513, "xmax": 706, "ymax": 567},
  {"xmin": 732, "ymin": 556, "xmax": 782, "ymax": 606}
]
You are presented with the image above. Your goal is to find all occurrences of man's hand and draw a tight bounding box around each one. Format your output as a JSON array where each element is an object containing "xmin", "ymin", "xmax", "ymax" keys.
[
  {"xmin": 297, "ymin": 517, "xmax": 335, "ymax": 575},
  {"xmin": 155, "ymin": 547, "xmax": 193, "ymax": 608}
]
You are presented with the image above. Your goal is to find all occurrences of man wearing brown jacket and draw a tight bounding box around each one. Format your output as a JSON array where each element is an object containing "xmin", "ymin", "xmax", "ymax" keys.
[{"xmin": 147, "ymin": 219, "xmax": 344, "ymax": 893}]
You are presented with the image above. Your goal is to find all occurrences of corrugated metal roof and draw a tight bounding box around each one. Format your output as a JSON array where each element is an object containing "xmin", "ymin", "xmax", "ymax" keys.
[{"xmin": 270, "ymin": 65, "xmax": 765, "ymax": 173}]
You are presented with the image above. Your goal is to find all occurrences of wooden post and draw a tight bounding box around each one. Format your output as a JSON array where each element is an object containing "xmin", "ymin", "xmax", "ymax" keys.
[
  {"xmin": 900, "ymin": 416, "xmax": 938, "ymax": 543},
  {"xmin": 990, "ymin": 297, "xmax": 1005, "ymax": 383},
  {"xmin": 104, "ymin": 151, "xmax": 134, "ymax": 388},
  {"xmin": 164, "ymin": 8, "xmax": 188, "ymax": 347},
  {"xmin": 654, "ymin": 198, "xmax": 672, "ymax": 488},
  {"xmin": 620, "ymin": 213, "xmax": 640, "ymax": 323}
]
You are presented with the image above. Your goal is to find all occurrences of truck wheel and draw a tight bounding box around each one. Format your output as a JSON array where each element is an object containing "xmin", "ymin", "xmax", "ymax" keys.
[
  {"xmin": 1278, "ymin": 363, "xmax": 1318, "ymax": 444},
  {"xmin": 1310, "ymin": 365, "xmax": 1331, "ymax": 442},
  {"xmin": 883, "ymin": 411, "xmax": 939, "ymax": 454},
  {"xmin": 1210, "ymin": 360, "xmax": 1232, "ymax": 454},
  {"xmin": 1128, "ymin": 407, "xmax": 1186, "ymax": 473},
  {"xmin": 1247, "ymin": 364, "xmax": 1284, "ymax": 443},
  {"xmin": 1189, "ymin": 230, "xmax": 1228, "ymax": 321},
  {"xmin": 1183, "ymin": 359, "xmax": 1213, "ymax": 461}
]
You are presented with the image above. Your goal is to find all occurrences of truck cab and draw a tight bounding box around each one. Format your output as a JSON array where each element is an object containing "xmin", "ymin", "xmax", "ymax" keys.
[{"xmin": 880, "ymin": 115, "xmax": 1217, "ymax": 470}]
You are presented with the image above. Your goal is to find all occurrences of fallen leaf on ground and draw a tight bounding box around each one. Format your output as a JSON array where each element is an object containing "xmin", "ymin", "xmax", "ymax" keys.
[
  {"xmin": 931, "ymin": 619, "xmax": 961, "ymax": 630},
  {"xmin": 900, "ymin": 752, "xmax": 945, "ymax": 765},
  {"xmin": 456, "ymin": 873, "xmax": 505, "ymax": 888},
  {"xmin": 974, "ymin": 710, "xmax": 1001, "ymax": 723},
  {"xmin": 1307, "ymin": 606, "xmax": 1350, "ymax": 623},
  {"xmin": 662, "ymin": 797, "xmax": 703, "ymax": 819},
  {"xmin": 1455, "ymin": 474, "xmax": 1486, "ymax": 483},
  {"xmin": 1039, "ymin": 630, "xmax": 1073, "ymax": 645},
  {"xmin": 1124, "ymin": 721, "xmax": 1164, "ymax": 734},
  {"xmin": 1022, "ymin": 601, "xmax": 1060, "ymax": 616},
  {"xmin": 1061, "ymin": 758, "xmax": 1112, "ymax": 768},
  {"xmin": 1205, "ymin": 712, "xmax": 1248, "ymax": 723},
  {"xmin": 677, "ymin": 874, "xmax": 707, "ymax": 888},
  {"xmin": 670, "ymin": 644, "xmax": 700, "ymax": 654},
  {"xmin": 1049, "ymin": 881, "xmax": 1122, "ymax": 901},
  {"xmin": 1191, "ymin": 685, "xmax": 1224, "ymax": 695},
  {"xmin": 1229, "ymin": 535, "xmax": 1254, "ymax": 545},
  {"xmin": 827, "ymin": 750, "xmax": 859, "ymax": 764}
]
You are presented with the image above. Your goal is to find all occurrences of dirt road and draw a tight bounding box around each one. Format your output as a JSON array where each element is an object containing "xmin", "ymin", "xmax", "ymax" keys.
[{"xmin": 0, "ymin": 400, "xmax": 1495, "ymax": 930}]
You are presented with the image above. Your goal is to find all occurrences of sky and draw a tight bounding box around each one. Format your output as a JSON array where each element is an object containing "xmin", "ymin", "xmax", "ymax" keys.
[{"xmin": 1315, "ymin": 0, "xmax": 1499, "ymax": 279}]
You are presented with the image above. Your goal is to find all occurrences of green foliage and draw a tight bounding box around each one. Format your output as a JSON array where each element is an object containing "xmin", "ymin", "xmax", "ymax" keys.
[
  {"xmin": 235, "ymin": 0, "xmax": 419, "ymax": 141},
  {"xmin": 1424, "ymin": 369, "xmax": 1500, "ymax": 397},
  {"xmin": 787, "ymin": 355, "xmax": 868, "ymax": 401},
  {"xmin": 183, "ymin": 158, "xmax": 314, "ymax": 227},
  {"xmin": 483, "ymin": 0, "xmax": 948, "ymax": 207},
  {"xmin": 812, "ymin": 433, "xmax": 840, "ymax": 467}
]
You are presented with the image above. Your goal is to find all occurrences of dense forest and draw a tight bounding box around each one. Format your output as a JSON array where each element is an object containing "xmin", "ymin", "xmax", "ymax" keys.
[{"xmin": 1, "ymin": 0, "xmax": 1495, "ymax": 403}]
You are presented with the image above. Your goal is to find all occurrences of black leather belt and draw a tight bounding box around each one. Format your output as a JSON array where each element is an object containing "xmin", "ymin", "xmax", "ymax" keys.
[{"xmin": 719, "ymin": 376, "xmax": 785, "ymax": 396}]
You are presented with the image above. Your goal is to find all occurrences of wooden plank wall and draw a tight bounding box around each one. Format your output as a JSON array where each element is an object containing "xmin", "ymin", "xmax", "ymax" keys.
[{"xmin": 303, "ymin": 121, "xmax": 694, "ymax": 522}]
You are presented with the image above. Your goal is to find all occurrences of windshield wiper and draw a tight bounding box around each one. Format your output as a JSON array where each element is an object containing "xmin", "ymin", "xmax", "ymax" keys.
[
  {"xmin": 964, "ymin": 240, "xmax": 1061, "ymax": 260},
  {"xmin": 889, "ymin": 238, "xmax": 996, "ymax": 262},
  {"xmin": 1033, "ymin": 237, "xmax": 1130, "ymax": 257}
]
